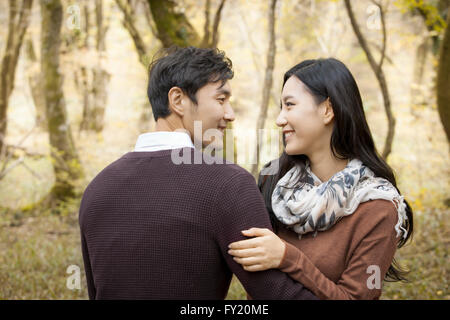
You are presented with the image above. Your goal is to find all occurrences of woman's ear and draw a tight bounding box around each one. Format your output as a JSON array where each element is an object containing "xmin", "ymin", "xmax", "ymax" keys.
[
  {"xmin": 167, "ymin": 87, "xmax": 186, "ymax": 117},
  {"xmin": 322, "ymin": 98, "xmax": 334, "ymax": 125}
]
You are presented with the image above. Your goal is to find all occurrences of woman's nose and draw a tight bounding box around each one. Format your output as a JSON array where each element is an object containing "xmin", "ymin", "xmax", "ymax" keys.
[{"xmin": 276, "ymin": 111, "xmax": 287, "ymax": 127}]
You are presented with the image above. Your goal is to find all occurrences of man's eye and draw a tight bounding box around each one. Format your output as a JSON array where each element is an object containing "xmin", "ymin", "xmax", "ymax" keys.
[
  {"xmin": 286, "ymin": 102, "xmax": 294, "ymax": 107},
  {"xmin": 218, "ymin": 98, "xmax": 225, "ymax": 103}
]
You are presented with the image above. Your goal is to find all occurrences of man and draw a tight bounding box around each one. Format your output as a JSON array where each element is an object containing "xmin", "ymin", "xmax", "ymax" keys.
[{"xmin": 79, "ymin": 46, "xmax": 317, "ymax": 300}]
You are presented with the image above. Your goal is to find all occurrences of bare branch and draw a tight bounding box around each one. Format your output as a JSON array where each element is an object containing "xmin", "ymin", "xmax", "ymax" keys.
[
  {"xmin": 201, "ymin": 0, "xmax": 211, "ymax": 47},
  {"xmin": 211, "ymin": 0, "xmax": 226, "ymax": 48},
  {"xmin": 115, "ymin": 0, "xmax": 149, "ymax": 66},
  {"xmin": 373, "ymin": 0, "xmax": 388, "ymax": 70},
  {"xmin": 344, "ymin": 0, "xmax": 395, "ymax": 159},
  {"xmin": 251, "ymin": 0, "xmax": 278, "ymax": 176},
  {"xmin": 0, "ymin": 157, "xmax": 24, "ymax": 181}
]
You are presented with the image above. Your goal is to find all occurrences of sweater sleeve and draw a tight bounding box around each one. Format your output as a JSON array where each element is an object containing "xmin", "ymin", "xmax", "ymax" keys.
[
  {"xmin": 212, "ymin": 170, "xmax": 318, "ymax": 300},
  {"xmin": 80, "ymin": 232, "xmax": 96, "ymax": 299},
  {"xmin": 278, "ymin": 202, "xmax": 399, "ymax": 300},
  {"xmin": 79, "ymin": 183, "xmax": 97, "ymax": 299}
]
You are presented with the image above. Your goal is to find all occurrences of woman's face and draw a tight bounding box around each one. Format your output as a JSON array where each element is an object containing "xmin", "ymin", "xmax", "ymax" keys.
[{"xmin": 276, "ymin": 75, "xmax": 331, "ymax": 156}]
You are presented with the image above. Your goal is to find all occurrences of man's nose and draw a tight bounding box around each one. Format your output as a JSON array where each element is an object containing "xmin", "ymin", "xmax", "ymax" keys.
[{"xmin": 224, "ymin": 102, "xmax": 235, "ymax": 122}]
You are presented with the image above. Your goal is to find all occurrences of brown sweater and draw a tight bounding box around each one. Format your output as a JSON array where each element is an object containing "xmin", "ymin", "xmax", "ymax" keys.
[
  {"xmin": 277, "ymin": 199, "xmax": 399, "ymax": 300},
  {"xmin": 79, "ymin": 148, "xmax": 317, "ymax": 300}
]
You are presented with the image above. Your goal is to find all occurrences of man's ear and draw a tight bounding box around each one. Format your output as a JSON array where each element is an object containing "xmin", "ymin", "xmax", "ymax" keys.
[
  {"xmin": 168, "ymin": 87, "xmax": 187, "ymax": 117},
  {"xmin": 322, "ymin": 98, "xmax": 334, "ymax": 125}
]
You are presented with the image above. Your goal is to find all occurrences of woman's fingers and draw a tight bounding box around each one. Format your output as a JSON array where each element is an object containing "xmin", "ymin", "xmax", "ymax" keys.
[
  {"xmin": 228, "ymin": 237, "xmax": 261, "ymax": 250},
  {"xmin": 232, "ymin": 256, "xmax": 261, "ymax": 266},
  {"xmin": 241, "ymin": 228, "xmax": 272, "ymax": 237},
  {"xmin": 228, "ymin": 228, "xmax": 274, "ymax": 250},
  {"xmin": 243, "ymin": 264, "xmax": 265, "ymax": 272},
  {"xmin": 228, "ymin": 247, "xmax": 261, "ymax": 258}
]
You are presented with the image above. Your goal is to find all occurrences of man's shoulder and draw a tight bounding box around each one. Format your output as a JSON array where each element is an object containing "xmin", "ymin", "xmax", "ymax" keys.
[
  {"xmin": 186, "ymin": 148, "xmax": 254, "ymax": 179},
  {"xmin": 80, "ymin": 153, "xmax": 131, "ymax": 196},
  {"xmin": 83, "ymin": 149, "xmax": 256, "ymax": 192}
]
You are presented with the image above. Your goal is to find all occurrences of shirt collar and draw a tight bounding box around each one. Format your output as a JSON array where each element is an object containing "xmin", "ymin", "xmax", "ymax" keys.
[{"xmin": 134, "ymin": 131, "xmax": 195, "ymax": 152}]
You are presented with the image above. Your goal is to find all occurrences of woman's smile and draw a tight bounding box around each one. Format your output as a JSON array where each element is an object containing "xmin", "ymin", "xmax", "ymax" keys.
[{"xmin": 283, "ymin": 130, "xmax": 295, "ymax": 142}]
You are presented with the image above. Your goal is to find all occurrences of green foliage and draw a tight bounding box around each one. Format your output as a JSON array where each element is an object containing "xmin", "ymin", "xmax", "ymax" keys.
[
  {"xmin": 0, "ymin": 202, "xmax": 447, "ymax": 299},
  {"xmin": 381, "ymin": 209, "xmax": 449, "ymax": 300},
  {"xmin": 395, "ymin": 0, "xmax": 447, "ymax": 33},
  {"xmin": 0, "ymin": 205, "xmax": 87, "ymax": 299}
]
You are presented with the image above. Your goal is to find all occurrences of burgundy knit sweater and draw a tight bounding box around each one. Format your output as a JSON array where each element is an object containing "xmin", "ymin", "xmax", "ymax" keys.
[{"xmin": 79, "ymin": 148, "xmax": 317, "ymax": 300}]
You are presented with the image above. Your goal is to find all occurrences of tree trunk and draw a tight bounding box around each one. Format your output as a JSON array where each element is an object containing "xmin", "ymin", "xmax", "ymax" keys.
[
  {"xmin": 437, "ymin": 7, "xmax": 450, "ymax": 143},
  {"xmin": 81, "ymin": 0, "xmax": 110, "ymax": 132},
  {"xmin": 115, "ymin": 0, "xmax": 154, "ymax": 132},
  {"xmin": 79, "ymin": 0, "xmax": 110, "ymax": 133},
  {"xmin": 0, "ymin": 0, "xmax": 33, "ymax": 157},
  {"xmin": 78, "ymin": 1, "xmax": 92, "ymax": 132},
  {"xmin": 344, "ymin": 0, "xmax": 395, "ymax": 159},
  {"xmin": 78, "ymin": 66, "xmax": 92, "ymax": 132},
  {"xmin": 147, "ymin": 0, "xmax": 201, "ymax": 47},
  {"xmin": 115, "ymin": 0, "xmax": 149, "ymax": 66},
  {"xmin": 25, "ymin": 37, "xmax": 47, "ymax": 130},
  {"xmin": 201, "ymin": 0, "xmax": 226, "ymax": 48},
  {"xmin": 251, "ymin": 0, "xmax": 277, "ymax": 177},
  {"xmin": 40, "ymin": 0, "xmax": 83, "ymax": 203},
  {"xmin": 410, "ymin": 36, "xmax": 430, "ymax": 117}
]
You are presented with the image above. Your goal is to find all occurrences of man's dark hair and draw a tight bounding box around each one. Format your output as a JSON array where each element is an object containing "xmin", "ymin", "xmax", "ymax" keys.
[{"xmin": 147, "ymin": 46, "xmax": 234, "ymax": 121}]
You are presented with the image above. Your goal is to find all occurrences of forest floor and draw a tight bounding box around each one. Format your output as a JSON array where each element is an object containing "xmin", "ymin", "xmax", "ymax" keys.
[{"xmin": 0, "ymin": 200, "xmax": 448, "ymax": 300}]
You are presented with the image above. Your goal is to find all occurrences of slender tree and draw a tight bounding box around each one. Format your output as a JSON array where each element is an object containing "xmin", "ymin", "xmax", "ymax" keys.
[
  {"xmin": 25, "ymin": 37, "xmax": 47, "ymax": 130},
  {"xmin": 402, "ymin": 0, "xmax": 448, "ymax": 116},
  {"xmin": 79, "ymin": 0, "xmax": 110, "ymax": 132},
  {"xmin": 115, "ymin": 0, "xmax": 152, "ymax": 66},
  {"xmin": 0, "ymin": 0, "xmax": 33, "ymax": 157},
  {"xmin": 200, "ymin": 0, "xmax": 226, "ymax": 48},
  {"xmin": 344, "ymin": 0, "xmax": 395, "ymax": 159},
  {"xmin": 437, "ymin": 5, "xmax": 450, "ymax": 143},
  {"xmin": 40, "ymin": 0, "xmax": 83, "ymax": 204},
  {"xmin": 251, "ymin": 0, "xmax": 278, "ymax": 176},
  {"xmin": 412, "ymin": 0, "xmax": 449, "ymax": 55}
]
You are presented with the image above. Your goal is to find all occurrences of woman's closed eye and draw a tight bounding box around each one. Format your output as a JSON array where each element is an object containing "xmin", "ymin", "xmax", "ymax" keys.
[{"xmin": 285, "ymin": 102, "xmax": 294, "ymax": 107}]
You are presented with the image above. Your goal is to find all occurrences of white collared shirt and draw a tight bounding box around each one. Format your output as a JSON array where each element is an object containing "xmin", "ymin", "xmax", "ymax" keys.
[{"xmin": 134, "ymin": 131, "xmax": 195, "ymax": 152}]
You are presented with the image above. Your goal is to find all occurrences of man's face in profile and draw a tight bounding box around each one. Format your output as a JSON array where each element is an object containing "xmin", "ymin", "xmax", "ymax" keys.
[{"xmin": 183, "ymin": 81, "xmax": 235, "ymax": 149}]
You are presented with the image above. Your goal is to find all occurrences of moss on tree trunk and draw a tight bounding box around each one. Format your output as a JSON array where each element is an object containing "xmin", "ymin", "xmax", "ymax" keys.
[
  {"xmin": 147, "ymin": 0, "xmax": 201, "ymax": 48},
  {"xmin": 437, "ymin": 7, "xmax": 450, "ymax": 143},
  {"xmin": 40, "ymin": 0, "xmax": 83, "ymax": 204}
]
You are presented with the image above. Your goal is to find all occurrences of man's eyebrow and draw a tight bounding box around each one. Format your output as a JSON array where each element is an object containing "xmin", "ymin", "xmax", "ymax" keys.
[{"xmin": 216, "ymin": 89, "xmax": 231, "ymax": 97}]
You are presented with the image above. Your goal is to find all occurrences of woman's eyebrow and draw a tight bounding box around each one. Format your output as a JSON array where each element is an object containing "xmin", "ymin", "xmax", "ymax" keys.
[{"xmin": 282, "ymin": 95, "xmax": 294, "ymax": 102}]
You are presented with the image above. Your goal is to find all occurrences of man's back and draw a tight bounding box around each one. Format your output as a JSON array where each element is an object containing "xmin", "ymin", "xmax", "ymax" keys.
[{"xmin": 79, "ymin": 148, "xmax": 317, "ymax": 300}]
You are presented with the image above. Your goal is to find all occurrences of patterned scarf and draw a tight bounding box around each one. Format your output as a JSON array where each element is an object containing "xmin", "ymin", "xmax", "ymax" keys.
[{"xmin": 271, "ymin": 159, "xmax": 408, "ymax": 239}]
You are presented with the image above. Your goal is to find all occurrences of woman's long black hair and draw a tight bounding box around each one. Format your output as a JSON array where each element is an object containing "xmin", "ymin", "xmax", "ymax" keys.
[{"xmin": 259, "ymin": 58, "xmax": 413, "ymax": 282}]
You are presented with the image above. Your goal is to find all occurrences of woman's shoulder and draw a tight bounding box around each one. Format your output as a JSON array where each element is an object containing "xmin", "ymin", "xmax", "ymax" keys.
[
  {"xmin": 349, "ymin": 199, "xmax": 399, "ymax": 241},
  {"xmin": 356, "ymin": 199, "xmax": 398, "ymax": 220}
]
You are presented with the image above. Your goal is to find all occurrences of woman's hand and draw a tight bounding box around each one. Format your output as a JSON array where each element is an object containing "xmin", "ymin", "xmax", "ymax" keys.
[{"xmin": 227, "ymin": 228, "xmax": 286, "ymax": 272}]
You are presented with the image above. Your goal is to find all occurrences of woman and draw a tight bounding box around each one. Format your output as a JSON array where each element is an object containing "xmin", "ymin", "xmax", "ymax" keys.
[{"xmin": 228, "ymin": 58, "xmax": 413, "ymax": 300}]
